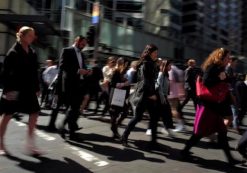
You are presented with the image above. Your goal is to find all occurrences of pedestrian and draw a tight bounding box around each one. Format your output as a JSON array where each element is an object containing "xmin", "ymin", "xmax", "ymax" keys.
[
  {"xmin": 126, "ymin": 60, "xmax": 138, "ymax": 84},
  {"xmin": 95, "ymin": 56, "xmax": 116, "ymax": 115},
  {"xmin": 146, "ymin": 60, "xmax": 174, "ymax": 137},
  {"xmin": 235, "ymin": 74, "xmax": 247, "ymax": 126},
  {"xmin": 80, "ymin": 59, "xmax": 103, "ymax": 115},
  {"xmin": 179, "ymin": 59, "xmax": 202, "ymax": 111},
  {"xmin": 181, "ymin": 48, "xmax": 241, "ymax": 165},
  {"xmin": 109, "ymin": 57, "xmax": 130, "ymax": 139},
  {"xmin": 168, "ymin": 64, "xmax": 185, "ymax": 132},
  {"xmin": 0, "ymin": 26, "xmax": 41, "ymax": 155},
  {"xmin": 121, "ymin": 44, "xmax": 159, "ymax": 149},
  {"xmin": 236, "ymin": 129, "xmax": 247, "ymax": 161},
  {"xmin": 41, "ymin": 59, "xmax": 58, "ymax": 108},
  {"xmin": 58, "ymin": 35, "xmax": 91, "ymax": 140}
]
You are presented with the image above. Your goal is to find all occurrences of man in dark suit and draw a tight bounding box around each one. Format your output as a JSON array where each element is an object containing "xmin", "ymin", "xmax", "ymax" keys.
[
  {"xmin": 58, "ymin": 35, "xmax": 91, "ymax": 139},
  {"xmin": 235, "ymin": 74, "xmax": 247, "ymax": 126},
  {"xmin": 179, "ymin": 59, "xmax": 202, "ymax": 111}
]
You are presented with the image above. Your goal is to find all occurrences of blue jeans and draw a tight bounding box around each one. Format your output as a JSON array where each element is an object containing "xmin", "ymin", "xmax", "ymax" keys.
[{"xmin": 231, "ymin": 104, "xmax": 239, "ymax": 128}]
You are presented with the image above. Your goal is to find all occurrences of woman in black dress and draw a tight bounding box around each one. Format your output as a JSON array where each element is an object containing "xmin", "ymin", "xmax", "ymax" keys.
[{"xmin": 0, "ymin": 26, "xmax": 41, "ymax": 155}]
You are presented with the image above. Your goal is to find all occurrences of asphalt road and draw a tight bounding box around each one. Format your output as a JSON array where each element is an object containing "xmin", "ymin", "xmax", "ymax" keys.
[{"xmin": 0, "ymin": 101, "xmax": 246, "ymax": 173}]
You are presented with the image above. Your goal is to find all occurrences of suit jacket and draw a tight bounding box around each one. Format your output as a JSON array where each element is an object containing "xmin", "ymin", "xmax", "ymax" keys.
[
  {"xmin": 57, "ymin": 46, "xmax": 87, "ymax": 94},
  {"xmin": 235, "ymin": 80, "xmax": 247, "ymax": 108}
]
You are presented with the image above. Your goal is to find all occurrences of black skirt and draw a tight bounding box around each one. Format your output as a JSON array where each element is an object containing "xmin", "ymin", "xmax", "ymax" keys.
[{"xmin": 0, "ymin": 91, "xmax": 40, "ymax": 115}]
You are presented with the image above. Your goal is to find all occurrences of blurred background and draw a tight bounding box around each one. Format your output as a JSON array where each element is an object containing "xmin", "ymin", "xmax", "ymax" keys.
[{"xmin": 0, "ymin": 0, "xmax": 246, "ymax": 72}]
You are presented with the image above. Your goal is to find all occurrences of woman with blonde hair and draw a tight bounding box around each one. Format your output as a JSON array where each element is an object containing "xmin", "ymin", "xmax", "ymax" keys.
[
  {"xmin": 181, "ymin": 48, "xmax": 242, "ymax": 165},
  {"xmin": 0, "ymin": 26, "xmax": 41, "ymax": 155},
  {"xmin": 95, "ymin": 56, "xmax": 116, "ymax": 115}
]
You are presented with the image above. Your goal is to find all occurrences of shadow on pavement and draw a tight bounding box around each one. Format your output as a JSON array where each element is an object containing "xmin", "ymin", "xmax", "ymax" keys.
[
  {"xmin": 177, "ymin": 154, "xmax": 246, "ymax": 173},
  {"xmin": 66, "ymin": 133, "xmax": 165, "ymax": 163},
  {"xmin": 5, "ymin": 154, "xmax": 92, "ymax": 173},
  {"xmin": 159, "ymin": 135, "xmax": 236, "ymax": 151}
]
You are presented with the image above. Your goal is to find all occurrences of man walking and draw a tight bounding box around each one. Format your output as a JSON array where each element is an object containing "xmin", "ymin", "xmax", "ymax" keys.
[{"xmin": 58, "ymin": 35, "xmax": 91, "ymax": 140}]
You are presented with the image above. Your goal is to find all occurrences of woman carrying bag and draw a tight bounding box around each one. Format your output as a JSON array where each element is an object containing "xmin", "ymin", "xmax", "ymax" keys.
[
  {"xmin": 121, "ymin": 44, "xmax": 159, "ymax": 149},
  {"xmin": 109, "ymin": 57, "xmax": 130, "ymax": 139},
  {"xmin": 181, "ymin": 48, "xmax": 242, "ymax": 165}
]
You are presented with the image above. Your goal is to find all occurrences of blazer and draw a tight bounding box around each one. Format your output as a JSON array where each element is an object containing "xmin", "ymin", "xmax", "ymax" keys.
[{"xmin": 57, "ymin": 46, "xmax": 87, "ymax": 93}]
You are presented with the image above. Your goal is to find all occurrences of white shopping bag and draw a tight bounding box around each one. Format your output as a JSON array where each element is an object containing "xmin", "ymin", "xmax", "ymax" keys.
[{"xmin": 110, "ymin": 88, "xmax": 126, "ymax": 107}]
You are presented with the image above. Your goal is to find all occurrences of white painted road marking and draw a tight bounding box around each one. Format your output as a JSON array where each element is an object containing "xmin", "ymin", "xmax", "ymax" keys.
[
  {"xmin": 67, "ymin": 145, "xmax": 109, "ymax": 166},
  {"xmin": 13, "ymin": 120, "xmax": 109, "ymax": 167}
]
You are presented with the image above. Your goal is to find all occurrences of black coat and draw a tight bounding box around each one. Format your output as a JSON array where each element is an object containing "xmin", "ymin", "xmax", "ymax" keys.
[
  {"xmin": 184, "ymin": 66, "xmax": 202, "ymax": 91},
  {"xmin": 129, "ymin": 57, "xmax": 157, "ymax": 110},
  {"xmin": 0, "ymin": 42, "xmax": 40, "ymax": 114},
  {"xmin": 235, "ymin": 80, "xmax": 247, "ymax": 109}
]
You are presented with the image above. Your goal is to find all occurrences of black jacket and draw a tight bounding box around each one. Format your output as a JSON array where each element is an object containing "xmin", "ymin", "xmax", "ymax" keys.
[
  {"xmin": 57, "ymin": 46, "xmax": 87, "ymax": 94},
  {"xmin": 130, "ymin": 57, "xmax": 157, "ymax": 109}
]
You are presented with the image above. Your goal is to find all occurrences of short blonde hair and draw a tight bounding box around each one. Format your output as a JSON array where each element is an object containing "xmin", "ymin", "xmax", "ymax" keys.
[{"xmin": 16, "ymin": 26, "xmax": 34, "ymax": 42}]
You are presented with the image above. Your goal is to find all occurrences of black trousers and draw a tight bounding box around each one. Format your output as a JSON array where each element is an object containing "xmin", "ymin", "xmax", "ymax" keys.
[
  {"xmin": 147, "ymin": 98, "xmax": 174, "ymax": 130},
  {"xmin": 183, "ymin": 132, "xmax": 235, "ymax": 162},
  {"xmin": 179, "ymin": 89, "xmax": 197, "ymax": 110},
  {"xmin": 61, "ymin": 81, "xmax": 85, "ymax": 135},
  {"xmin": 237, "ymin": 130, "xmax": 247, "ymax": 158},
  {"xmin": 47, "ymin": 93, "xmax": 67, "ymax": 128},
  {"xmin": 122, "ymin": 98, "xmax": 158, "ymax": 143},
  {"xmin": 96, "ymin": 91, "xmax": 110, "ymax": 115}
]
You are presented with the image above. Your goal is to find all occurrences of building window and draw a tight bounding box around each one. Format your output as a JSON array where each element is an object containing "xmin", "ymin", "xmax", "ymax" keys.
[
  {"xmin": 210, "ymin": 33, "xmax": 217, "ymax": 40},
  {"xmin": 182, "ymin": 25, "xmax": 197, "ymax": 33},
  {"xmin": 170, "ymin": 0, "xmax": 182, "ymax": 11},
  {"xmin": 115, "ymin": 17, "xmax": 124, "ymax": 24},
  {"xmin": 183, "ymin": 3, "xmax": 198, "ymax": 11},
  {"xmin": 182, "ymin": 14, "xmax": 197, "ymax": 23},
  {"xmin": 116, "ymin": 1, "xmax": 143, "ymax": 13},
  {"xmin": 171, "ymin": 14, "xmax": 181, "ymax": 25}
]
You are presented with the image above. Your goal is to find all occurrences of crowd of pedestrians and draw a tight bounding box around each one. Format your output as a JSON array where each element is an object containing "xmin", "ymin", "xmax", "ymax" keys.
[{"xmin": 0, "ymin": 26, "xmax": 247, "ymax": 167}]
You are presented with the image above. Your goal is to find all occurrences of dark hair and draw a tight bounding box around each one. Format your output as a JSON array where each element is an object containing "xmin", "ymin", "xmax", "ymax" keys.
[
  {"xmin": 75, "ymin": 35, "xmax": 86, "ymax": 42},
  {"xmin": 161, "ymin": 60, "xmax": 171, "ymax": 77},
  {"xmin": 140, "ymin": 44, "xmax": 158, "ymax": 60},
  {"xmin": 137, "ymin": 44, "xmax": 158, "ymax": 68}
]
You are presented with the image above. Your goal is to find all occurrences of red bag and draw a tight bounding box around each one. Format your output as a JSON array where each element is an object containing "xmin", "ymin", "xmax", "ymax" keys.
[{"xmin": 196, "ymin": 76, "xmax": 229, "ymax": 103}]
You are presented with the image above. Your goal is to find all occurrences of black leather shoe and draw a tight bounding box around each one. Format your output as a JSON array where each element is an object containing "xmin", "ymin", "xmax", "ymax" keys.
[
  {"xmin": 69, "ymin": 133, "xmax": 79, "ymax": 140},
  {"xmin": 59, "ymin": 128, "xmax": 66, "ymax": 139},
  {"xmin": 75, "ymin": 127, "xmax": 83, "ymax": 131},
  {"xmin": 121, "ymin": 137, "xmax": 128, "ymax": 147},
  {"xmin": 228, "ymin": 158, "xmax": 246, "ymax": 166},
  {"xmin": 180, "ymin": 150, "xmax": 192, "ymax": 160},
  {"xmin": 46, "ymin": 126, "xmax": 57, "ymax": 132},
  {"xmin": 148, "ymin": 142, "xmax": 162, "ymax": 151},
  {"xmin": 112, "ymin": 133, "xmax": 121, "ymax": 139}
]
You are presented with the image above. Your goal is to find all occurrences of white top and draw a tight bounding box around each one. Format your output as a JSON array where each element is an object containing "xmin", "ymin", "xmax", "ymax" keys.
[
  {"xmin": 42, "ymin": 65, "xmax": 58, "ymax": 85},
  {"xmin": 168, "ymin": 65, "xmax": 185, "ymax": 99},
  {"xmin": 102, "ymin": 65, "xmax": 114, "ymax": 82},
  {"xmin": 73, "ymin": 46, "xmax": 83, "ymax": 68}
]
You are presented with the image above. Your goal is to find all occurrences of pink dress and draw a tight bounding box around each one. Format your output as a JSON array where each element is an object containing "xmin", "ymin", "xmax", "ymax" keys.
[{"xmin": 194, "ymin": 104, "xmax": 227, "ymax": 136}]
